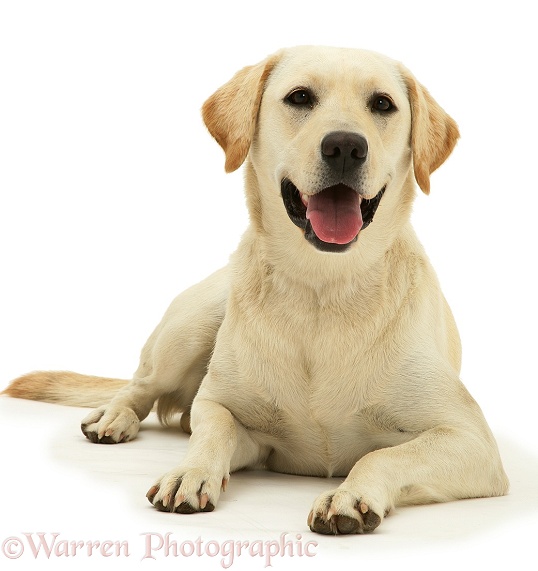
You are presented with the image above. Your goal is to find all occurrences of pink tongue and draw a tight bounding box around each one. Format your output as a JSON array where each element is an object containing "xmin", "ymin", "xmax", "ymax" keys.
[{"xmin": 306, "ymin": 185, "xmax": 363, "ymax": 244}]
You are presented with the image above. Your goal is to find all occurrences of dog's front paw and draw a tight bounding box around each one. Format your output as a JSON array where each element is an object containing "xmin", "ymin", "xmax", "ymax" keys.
[
  {"xmin": 146, "ymin": 467, "xmax": 228, "ymax": 514},
  {"xmin": 81, "ymin": 406, "xmax": 140, "ymax": 444},
  {"xmin": 308, "ymin": 489, "xmax": 385, "ymax": 535}
]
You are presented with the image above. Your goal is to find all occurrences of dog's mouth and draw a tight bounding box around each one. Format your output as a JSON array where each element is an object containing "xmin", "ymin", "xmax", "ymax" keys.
[{"xmin": 281, "ymin": 180, "xmax": 386, "ymax": 253}]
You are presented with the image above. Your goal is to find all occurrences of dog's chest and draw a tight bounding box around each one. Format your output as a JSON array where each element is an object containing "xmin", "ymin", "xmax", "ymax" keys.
[
  {"xmin": 229, "ymin": 357, "xmax": 389, "ymax": 477},
  {"xmin": 212, "ymin": 297, "xmax": 401, "ymax": 476}
]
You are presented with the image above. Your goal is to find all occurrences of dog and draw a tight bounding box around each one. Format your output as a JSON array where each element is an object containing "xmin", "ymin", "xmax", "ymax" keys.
[{"xmin": 4, "ymin": 46, "xmax": 509, "ymax": 535}]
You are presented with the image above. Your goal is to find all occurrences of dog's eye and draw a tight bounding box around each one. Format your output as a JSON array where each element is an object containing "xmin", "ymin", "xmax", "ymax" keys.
[
  {"xmin": 286, "ymin": 89, "xmax": 313, "ymax": 107},
  {"xmin": 372, "ymin": 95, "xmax": 395, "ymax": 113}
]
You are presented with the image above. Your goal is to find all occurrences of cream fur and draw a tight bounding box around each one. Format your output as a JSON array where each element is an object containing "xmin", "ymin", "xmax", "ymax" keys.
[{"xmin": 4, "ymin": 46, "xmax": 508, "ymax": 535}]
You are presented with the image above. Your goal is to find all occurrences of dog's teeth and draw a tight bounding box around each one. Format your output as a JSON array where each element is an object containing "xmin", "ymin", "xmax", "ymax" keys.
[{"xmin": 300, "ymin": 193, "xmax": 309, "ymax": 207}]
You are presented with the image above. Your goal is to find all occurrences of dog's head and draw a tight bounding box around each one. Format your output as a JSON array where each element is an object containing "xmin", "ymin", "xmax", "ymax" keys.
[{"xmin": 202, "ymin": 46, "xmax": 459, "ymax": 254}]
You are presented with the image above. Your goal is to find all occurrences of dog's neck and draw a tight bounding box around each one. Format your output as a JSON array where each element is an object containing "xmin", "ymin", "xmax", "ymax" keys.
[{"xmin": 231, "ymin": 161, "xmax": 423, "ymax": 309}]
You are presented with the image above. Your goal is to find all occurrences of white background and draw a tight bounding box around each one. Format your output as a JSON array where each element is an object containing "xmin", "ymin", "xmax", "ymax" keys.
[{"xmin": 1, "ymin": 1, "xmax": 537, "ymax": 569}]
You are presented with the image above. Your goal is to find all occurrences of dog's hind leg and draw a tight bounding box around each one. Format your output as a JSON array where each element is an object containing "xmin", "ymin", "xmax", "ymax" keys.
[{"xmin": 79, "ymin": 267, "xmax": 229, "ymax": 443}]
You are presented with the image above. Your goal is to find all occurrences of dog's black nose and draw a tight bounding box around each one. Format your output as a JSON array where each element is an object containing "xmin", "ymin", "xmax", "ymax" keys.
[{"xmin": 321, "ymin": 131, "xmax": 368, "ymax": 174}]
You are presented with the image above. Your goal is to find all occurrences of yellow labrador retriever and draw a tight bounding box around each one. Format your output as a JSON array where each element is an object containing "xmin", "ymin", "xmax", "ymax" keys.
[{"xmin": 4, "ymin": 46, "xmax": 509, "ymax": 535}]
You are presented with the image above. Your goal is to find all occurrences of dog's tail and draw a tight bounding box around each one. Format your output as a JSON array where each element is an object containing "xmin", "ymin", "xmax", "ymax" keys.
[{"xmin": 2, "ymin": 371, "xmax": 128, "ymax": 408}]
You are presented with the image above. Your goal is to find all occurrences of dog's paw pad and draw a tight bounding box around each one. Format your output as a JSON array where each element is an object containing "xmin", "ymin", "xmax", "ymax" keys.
[
  {"xmin": 334, "ymin": 514, "xmax": 361, "ymax": 534},
  {"xmin": 359, "ymin": 503, "xmax": 382, "ymax": 532},
  {"xmin": 307, "ymin": 510, "xmax": 329, "ymax": 534}
]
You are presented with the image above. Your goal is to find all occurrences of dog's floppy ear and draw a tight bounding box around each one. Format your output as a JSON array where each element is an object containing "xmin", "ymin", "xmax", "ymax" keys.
[
  {"xmin": 400, "ymin": 66, "xmax": 460, "ymax": 194},
  {"xmin": 202, "ymin": 54, "xmax": 280, "ymax": 173}
]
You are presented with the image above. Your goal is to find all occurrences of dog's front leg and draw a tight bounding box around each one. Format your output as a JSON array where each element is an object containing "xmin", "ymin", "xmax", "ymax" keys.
[
  {"xmin": 309, "ymin": 424, "xmax": 508, "ymax": 535},
  {"xmin": 146, "ymin": 396, "xmax": 265, "ymax": 513}
]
